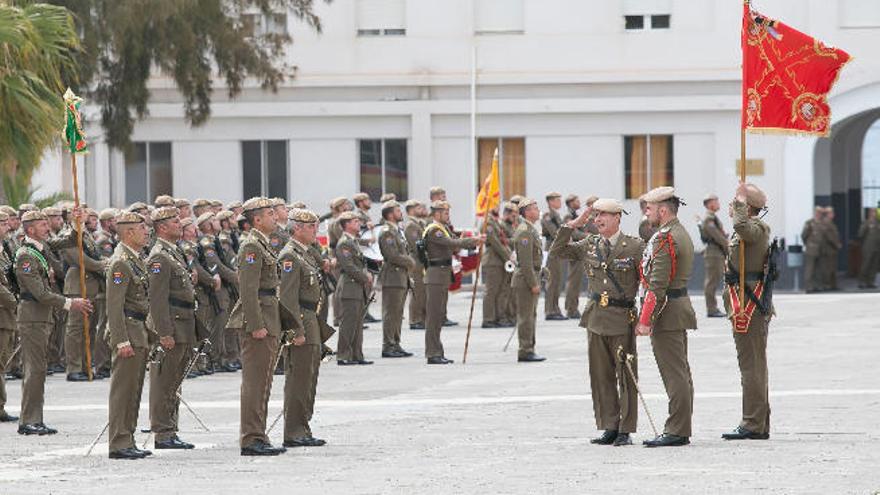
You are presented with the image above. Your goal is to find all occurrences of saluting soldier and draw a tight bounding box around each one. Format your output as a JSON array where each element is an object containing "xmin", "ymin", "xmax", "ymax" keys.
[
  {"xmin": 701, "ymin": 194, "xmax": 729, "ymax": 318},
  {"xmin": 423, "ymin": 201, "xmax": 482, "ymax": 364},
  {"xmin": 278, "ymin": 208, "xmax": 327, "ymax": 448},
  {"xmin": 635, "ymin": 187, "xmax": 697, "ymax": 448},
  {"xmin": 226, "ymin": 197, "xmax": 286, "ymax": 456},
  {"xmin": 551, "ymin": 198, "xmax": 644, "ymax": 447},
  {"xmin": 146, "ymin": 207, "xmax": 199, "ymax": 450},
  {"xmin": 542, "ymin": 192, "xmax": 567, "ymax": 321},
  {"xmin": 0, "ymin": 212, "xmax": 19, "ymax": 424},
  {"xmin": 16, "ymin": 210, "xmax": 92, "ymax": 436},
  {"xmin": 512, "ymin": 199, "xmax": 546, "ymax": 363},
  {"xmin": 404, "ymin": 200, "xmax": 427, "ymax": 330},
  {"xmin": 722, "ymin": 183, "xmax": 773, "ymax": 441},
  {"xmin": 481, "ymin": 207, "xmax": 512, "ymax": 328},
  {"xmin": 106, "ymin": 211, "xmax": 152, "ymax": 459},
  {"xmin": 377, "ymin": 201, "xmax": 414, "ymax": 357},
  {"xmin": 335, "ymin": 211, "xmax": 373, "ymax": 366},
  {"xmin": 858, "ymin": 209, "xmax": 880, "ymax": 289}
]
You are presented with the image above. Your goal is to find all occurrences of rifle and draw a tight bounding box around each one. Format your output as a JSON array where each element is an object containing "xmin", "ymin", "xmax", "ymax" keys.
[{"xmin": 759, "ymin": 238, "xmax": 781, "ymax": 314}]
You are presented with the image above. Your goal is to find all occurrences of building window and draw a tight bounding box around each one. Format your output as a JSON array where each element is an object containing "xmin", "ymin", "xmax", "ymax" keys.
[
  {"xmin": 474, "ymin": 0, "xmax": 525, "ymax": 35},
  {"xmin": 125, "ymin": 142, "xmax": 172, "ymax": 204},
  {"xmin": 359, "ymin": 139, "xmax": 408, "ymax": 201},
  {"xmin": 241, "ymin": 12, "xmax": 288, "ymax": 37},
  {"xmin": 356, "ymin": 0, "xmax": 406, "ymax": 36},
  {"xmin": 625, "ymin": 135, "xmax": 673, "ymax": 199},
  {"xmin": 625, "ymin": 14, "xmax": 670, "ymax": 30},
  {"xmin": 477, "ymin": 138, "xmax": 525, "ymax": 199},
  {"xmin": 242, "ymin": 140, "xmax": 288, "ymax": 200},
  {"xmin": 624, "ymin": 0, "xmax": 671, "ymax": 30}
]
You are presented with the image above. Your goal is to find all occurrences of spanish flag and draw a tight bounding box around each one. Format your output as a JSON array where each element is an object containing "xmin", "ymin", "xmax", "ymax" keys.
[{"xmin": 475, "ymin": 148, "xmax": 501, "ymax": 216}]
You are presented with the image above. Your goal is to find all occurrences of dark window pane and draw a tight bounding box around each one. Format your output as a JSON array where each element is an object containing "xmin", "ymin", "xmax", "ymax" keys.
[
  {"xmin": 125, "ymin": 142, "xmax": 148, "ymax": 204},
  {"xmin": 624, "ymin": 136, "xmax": 648, "ymax": 199},
  {"xmin": 266, "ymin": 140, "xmax": 288, "ymax": 200},
  {"xmin": 149, "ymin": 142, "xmax": 172, "ymax": 199},
  {"xmin": 359, "ymin": 140, "xmax": 382, "ymax": 201},
  {"xmin": 357, "ymin": 29, "xmax": 381, "ymax": 36},
  {"xmin": 649, "ymin": 135, "xmax": 674, "ymax": 188},
  {"xmin": 383, "ymin": 28, "xmax": 406, "ymax": 36},
  {"xmin": 651, "ymin": 15, "xmax": 670, "ymax": 29},
  {"xmin": 625, "ymin": 15, "xmax": 644, "ymax": 30},
  {"xmin": 384, "ymin": 139, "xmax": 408, "ymax": 201},
  {"xmin": 242, "ymin": 141, "xmax": 262, "ymax": 199}
]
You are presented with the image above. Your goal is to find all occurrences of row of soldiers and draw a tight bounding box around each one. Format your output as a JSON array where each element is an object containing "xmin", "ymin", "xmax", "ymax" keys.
[{"xmin": 801, "ymin": 206, "xmax": 843, "ymax": 292}]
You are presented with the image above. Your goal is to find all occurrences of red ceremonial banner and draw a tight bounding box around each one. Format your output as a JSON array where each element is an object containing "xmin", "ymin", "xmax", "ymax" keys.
[{"xmin": 741, "ymin": 3, "xmax": 851, "ymax": 137}]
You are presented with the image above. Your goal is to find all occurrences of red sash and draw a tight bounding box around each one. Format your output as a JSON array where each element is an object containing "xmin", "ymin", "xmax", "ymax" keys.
[{"xmin": 728, "ymin": 281, "xmax": 764, "ymax": 333}]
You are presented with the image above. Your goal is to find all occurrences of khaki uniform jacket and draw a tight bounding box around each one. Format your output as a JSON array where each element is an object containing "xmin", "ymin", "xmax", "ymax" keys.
[
  {"xmin": 268, "ymin": 226, "xmax": 289, "ymax": 253},
  {"xmin": 378, "ymin": 223, "xmax": 414, "ymax": 289},
  {"xmin": 180, "ymin": 239, "xmax": 214, "ymax": 309},
  {"xmin": 278, "ymin": 240, "xmax": 322, "ymax": 345},
  {"xmin": 0, "ymin": 246, "xmax": 17, "ymax": 329},
  {"xmin": 106, "ymin": 243, "xmax": 151, "ymax": 349},
  {"xmin": 724, "ymin": 200, "xmax": 773, "ymax": 319},
  {"xmin": 859, "ymin": 218, "xmax": 880, "ymax": 251},
  {"xmin": 335, "ymin": 233, "xmax": 369, "ymax": 300},
  {"xmin": 801, "ymin": 219, "xmax": 825, "ymax": 256},
  {"xmin": 821, "ymin": 220, "xmax": 842, "ymax": 256},
  {"xmin": 541, "ymin": 209, "xmax": 563, "ymax": 250},
  {"xmin": 702, "ymin": 212, "xmax": 729, "ymax": 258},
  {"xmin": 482, "ymin": 216, "xmax": 511, "ymax": 268},
  {"xmin": 227, "ymin": 230, "xmax": 281, "ymax": 337},
  {"xmin": 95, "ymin": 231, "xmax": 117, "ymax": 258},
  {"xmin": 551, "ymin": 227, "xmax": 644, "ymax": 336},
  {"xmin": 403, "ymin": 217, "xmax": 425, "ymax": 270},
  {"xmin": 512, "ymin": 221, "xmax": 542, "ymax": 289},
  {"xmin": 147, "ymin": 238, "xmax": 197, "ymax": 344},
  {"xmin": 61, "ymin": 232, "xmax": 107, "ymax": 297},
  {"xmin": 640, "ymin": 217, "xmax": 698, "ymax": 332},
  {"xmin": 424, "ymin": 222, "xmax": 477, "ymax": 285},
  {"xmin": 217, "ymin": 231, "xmax": 238, "ymax": 267},
  {"xmin": 328, "ymin": 218, "xmax": 343, "ymax": 250},
  {"xmin": 16, "ymin": 239, "xmax": 72, "ymax": 323},
  {"xmin": 199, "ymin": 234, "xmax": 234, "ymax": 307}
]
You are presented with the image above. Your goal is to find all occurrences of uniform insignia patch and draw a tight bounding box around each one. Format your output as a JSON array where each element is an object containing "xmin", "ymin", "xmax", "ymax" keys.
[
  {"xmin": 342, "ymin": 249, "xmax": 351, "ymax": 257},
  {"xmin": 282, "ymin": 260, "xmax": 294, "ymax": 272},
  {"xmin": 151, "ymin": 262, "xmax": 162, "ymax": 273},
  {"xmin": 21, "ymin": 261, "xmax": 30, "ymax": 273},
  {"xmin": 245, "ymin": 252, "xmax": 256, "ymax": 264},
  {"xmin": 271, "ymin": 238, "xmax": 280, "ymax": 247},
  {"xmin": 206, "ymin": 249, "xmax": 215, "ymax": 257},
  {"xmin": 112, "ymin": 272, "xmax": 123, "ymax": 284}
]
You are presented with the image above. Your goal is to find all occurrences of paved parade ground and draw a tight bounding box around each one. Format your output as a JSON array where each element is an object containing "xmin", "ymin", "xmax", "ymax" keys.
[{"xmin": 1, "ymin": 291, "xmax": 879, "ymax": 494}]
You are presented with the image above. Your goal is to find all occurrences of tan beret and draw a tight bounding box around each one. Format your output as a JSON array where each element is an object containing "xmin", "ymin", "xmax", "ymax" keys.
[
  {"xmin": 216, "ymin": 210, "xmax": 234, "ymax": 221},
  {"xmin": 195, "ymin": 212, "xmax": 215, "ymax": 226},
  {"xmin": 99, "ymin": 208, "xmax": 119, "ymax": 221},
  {"xmin": 85, "ymin": 208, "xmax": 98, "ymax": 217},
  {"xmin": 128, "ymin": 202, "xmax": 148, "ymax": 212},
  {"xmin": 180, "ymin": 217, "xmax": 194, "ymax": 228},
  {"xmin": 642, "ymin": 187, "xmax": 676, "ymax": 203},
  {"xmin": 381, "ymin": 200, "xmax": 400, "ymax": 211},
  {"xmin": 518, "ymin": 198, "xmax": 538, "ymax": 210},
  {"xmin": 822, "ymin": 206, "xmax": 834, "ymax": 213},
  {"xmin": 271, "ymin": 198, "xmax": 286, "ymax": 207},
  {"xmin": 703, "ymin": 193, "xmax": 719, "ymax": 204},
  {"xmin": 226, "ymin": 200, "xmax": 242, "ymax": 209},
  {"xmin": 509, "ymin": 195, "xmax": 524, "ymax": 205},
  {"xmin": 21, "ymin": 211, "xmax": 47, "ymax": 223},
  {"xmin": 289, "ymin": 208, "xmax": 319, "ymax": 224},
  {"xmin": 431, "ymin": 200, "xmax": 450, "ymax": 211},
  {"xmin": 154, "ymin": 195, "xmax": 175, "ymax": 207},
  {"xmin": 0, "ymin": 212, "xmax": 9, "ymax": 222},
  {"xmin": 545, "ymin": 192, "xmax": 562, "ymax": 200},
  {"xmin": 242, "ymin": 197, "xmax": 273, "ymax": 213},
  {"xmin": 742, "ymin": 184, "xmax": 767, "ymax": 209},
  {"xmin": 379, "ymin": 193, "xmax": 397, "ymax": 203},
  {"xmin": 592, "ymin": 198, "xmax": 627, "ymax": 215},
  {"xmin": 0, "ymin": 206, "xmax": 17, "ymax": 217},
  {"xmin": 42, "ymin": 207, "xmax": 62, "ymax": 217},
  {"xmin": 175, "ymin": 198, "xmax": 191, "ymax": 208},
  {"xmin": 502, "ymin": 201, "xmax": 517, "ymax": 212},
  {"xmin": 116, "ymin": 211, "xmax": 145, "ymax": 225},
  {"xmin": 584, "ymin": 195, "xmax": 599, "ymax": 206},
  {"xmin": 18, "ymin": 203, "xmax": 37, "ymax": 213},
  {"xmin": 814, "ymin": 206, "xmax": 824, "ymax": 213},
  {"xmin": 337, "ymin": 211, "xmax": 359, "ymax": 221},
  {"xmin": 565, "ymin": 194, "xmax": 579, "ymax": 204},
  {"xmin": 330, "ymin": 196, "xmax": 348, "ymax": 209},
  {"xmin": 429, "ymin": 186, "xmax": 445, "ymax": 195},
  {"xmin": 288, "ymin": 201, "xmax": 306, "ymax": 209},
  {"xmin": 151, "ymin": 206, "xmax": 180, "ymax": 223},
  {"xmin": 192, "ymin": 198, "xmax": 211, "ymax": 208},
  {"xmin": 211, "ymin": 200, "xmax": 223, "ymax": 207},
  {"xmin": 404, "ymin": 199, "xmax": 422, "ymax": 209},
  {"xmin": 352, "ymin": 192, "xmax": 370, "ymax": 203}
]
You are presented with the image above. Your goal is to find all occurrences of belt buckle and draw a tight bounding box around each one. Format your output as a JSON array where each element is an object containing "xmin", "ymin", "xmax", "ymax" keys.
[{"xmin": 599, "ymin": 291, "xmax": 609, "ymax": 308}]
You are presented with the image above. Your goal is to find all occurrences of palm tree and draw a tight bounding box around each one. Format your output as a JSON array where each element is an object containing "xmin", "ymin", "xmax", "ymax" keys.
[{"xmin": 0, "ymin": 2, "xmax": 80, "ymax": 203}]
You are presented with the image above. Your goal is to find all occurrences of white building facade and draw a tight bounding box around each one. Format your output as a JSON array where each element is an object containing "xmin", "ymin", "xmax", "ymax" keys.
[{"xmin": 35, "ymin": 0, "xmax": 880, "ymax": 260}]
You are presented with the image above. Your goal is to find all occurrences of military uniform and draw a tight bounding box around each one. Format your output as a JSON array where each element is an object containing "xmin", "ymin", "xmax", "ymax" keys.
[
  {"xmin": 216, "ymin": 229, "xmax": 241, "ymax": 366},
  {"xmin": 61, "ymin": 231, "xmax": 107, "ymax": 377},
  {"xmin": 481, "ymin": 215, "xmax": 511, "ymax": 326},
  {"xmin": 858, "ymin": 216, "xmax": 880, "ymax": 288},
  {"xmin": 198, "ymin": 233, "xmax": 235, "ymax": 369},
  {"xmin": 820, "ymin": 214, "xmax": 841, "ymax": 290},
  {"xmin": 701, "ymin": 208, "xmax": 728, "ymax": 316},
  {"xmin": 335, "ymin": 230, "xmax": 370, "ymax": 363},
  {"xmin": 106, "ymin": 240, "xmax": 151, "ymax": 455},
  {"xmin": 638, "ymin": 215, "xmax": 656, "ymax": 243},
  {"xmin": 801, "ymin": 214, "xmax": 825, "ymax": 292},
  {"xmin": 512, "ymin": 212, "xmax": 544, "ymax": 361},
  {"xmin": 638, "ymin": 188, "xmax": 697, "ymax": 444},
  {"xmin": 278, "ymin": 233, "xmax": 325, "ymax": 445},
  {"xmin": 43, "ymin": 227, "xmax": 67, "ymax": 374},
  {"xmin": 423, "ymin": 206, "xmax": 478, "ymax": 363},
  {"xmin": 147, "ymin": 235, "xmax": 197, "ymax": 446},
  {"xmin": 404, "ymin": 216, "xmax": 427, "ymax": 328},
  {"xmin": 551, "ymin": 208, "xmax": 644, "ymax": 443},
  {"xmin": 377, "ymin": 216, "xmax": 414, "ymax": 356},
  {"xmin": 0, "ymin": 228, "xmax": 18, "ymax": 422},
  {"xmin": 562, "ymin": 208, "xmax": 590, "ymax": 318},
  {"xmin": 94, "ymin": 227, "xmax": 117, "ymax": 375},
  {"xmin": 226, "ymin": 211, "xmax": 283, "ymax": 453},
  {"xmin": 541, "ymin": 206, "xmax": 565, "ymax": 318},
  {"xmin": 501, "ymin": 214, "xmax": 518, "ymax": 322},
  {"xmin": 722, "ymin": 192, "xmax": 773, "ymax": 439},
  {"xmin": 268, "ymin": 226, "xmax": 288, "ymax": 254}
]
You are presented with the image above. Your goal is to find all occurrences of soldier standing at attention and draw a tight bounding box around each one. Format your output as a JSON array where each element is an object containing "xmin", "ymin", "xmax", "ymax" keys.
[
  {"xmin": 481, "ymin": 206, "xmax": 512, "ymax": 328},
  {"xmin": 0, "ymin": 212, "xmax": 19, "ymax": 424},
  {"xmin": 404, "ymin": 200, "xmax": 427, "ymax": 330},
  {"xmin": 268, "ymin": 198, "xmax": 290, "ymax": 253},
  {"xmin": 551, "ymin": 198, "xmax": 644, "ymax": 447},
  {"xmin": 278, "ymin": 209, "xmax": 327, "ymax": 447},
  {"xmin": 701, "ymin": 194, "xmax": 729, "ymax": 318},
  {"xmin": 721, "ymin": 183, "xmax": 773, "ymax": 441},
  {"xmin": 146, "ymin": 207, "xmax": 198, "ymax": 450},
  {"xmin": 423, "ymin": 201, "xmax": 482, "ymax": 364},
  {"xmin": 335, "ymin": 211, "xmax": 373, "ymax": 366},
  {"xmin": 635, "ymin": 187, "xmax": 697, "ymax": 448},
  {"xmin": 106, "ymin": 212, "xmax": 152, "ymax": 459},
  {"xmin": 801, "ymin": 207, "xmax": 826, "ymax": 293},
  {"xmin": 542, "ymin": 192, "xmax": 567, "ymax": 321},
  {"xmin": 512, "ymin": 199, "xmax": 546, "ymax": 363},
  {"xmin": 858, "ymin": 209, "xmax": 880, "ymax": 289},
  {"xmin": 500, "ymin": 202, "xmax": 520, "ymax": 324},
  {"xmin": 16, "ymin": 210, "xmax": 92, "ymax": 436},
  {"xmin": 226, "ymin": 197, "xmax": 286, "ymax": 456},
  {"xmin": 377, "ymin": 201, "xmax": 414, "ymax": 357},
  {"xmin": 820, "ymin": 207, "xmax": 842, "ymax": 291}
]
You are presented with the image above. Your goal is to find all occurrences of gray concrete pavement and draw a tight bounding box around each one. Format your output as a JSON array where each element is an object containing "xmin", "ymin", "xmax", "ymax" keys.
[{"xmin": 1, "ymin": 291, "xmax": 879, "ymax": 494}]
